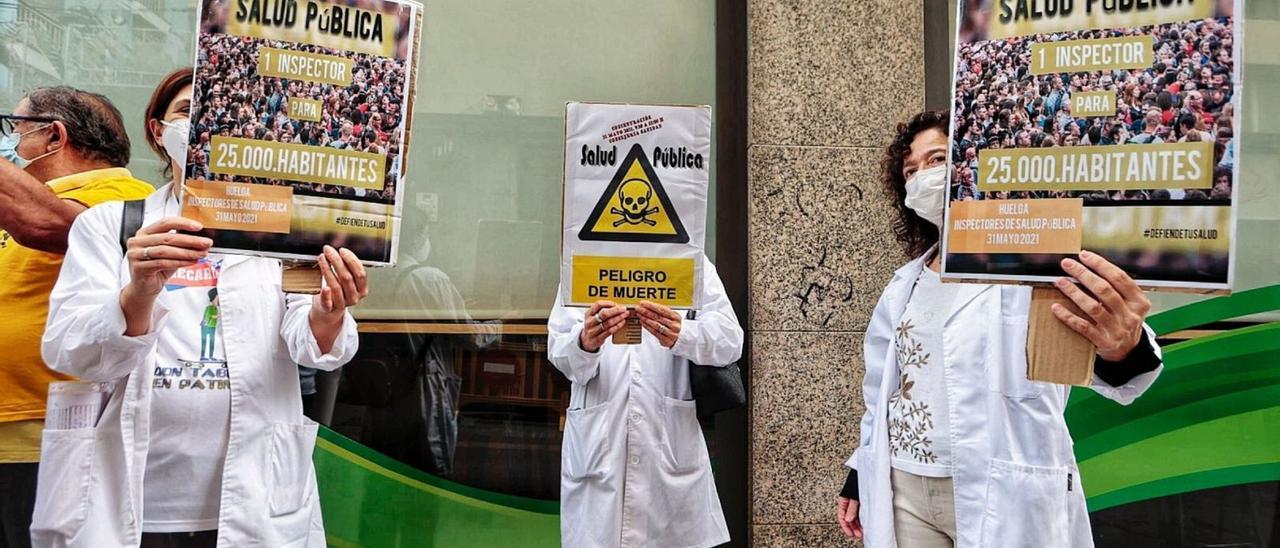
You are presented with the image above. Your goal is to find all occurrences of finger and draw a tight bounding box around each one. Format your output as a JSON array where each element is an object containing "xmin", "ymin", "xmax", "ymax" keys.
[
  {"xmin": 639, "ymin": 317, "xmax": 676, "ymax": 344},
  {"xmin": 136, "ymin": 259, "xmax": 201, "ymax": 273},
  {"xmin": 129, "ymin": 245, "xmax": 209, "ymax": 263},
  {"xmin": 319, "ymin": 286, "xmax": 334, "ymax": 312},
  {"xmin": 1079, "ymin": 250, "xmax": 1144, "ymax": 303},
  {"xmin": 317, "ymin": 253, "xmax": 342, "ymax": 306},
  {"xmin": 338, "ymin": 248, "xmax": 369, "ymax": 299},
  {"xmin": 1051, "ymin": 303, "xmax": 1102, "ymax": 344},
  {"xmin": 640, "ymin": 301, "xmax": 680, "ymax": 321},
  {"xmin": 585, "ymin": 301, "xmax": 604, "ymax": 318},
  {"xmin": 845, "ymin": 500, "xmax": 860, "ymax": 523},
  {"xmin": 853, "ymin": 520, "xmax": 863, "ymax": 540},
  {"xmin": 1053, "ymin": 277, "xmax": 1112, "ymax": 324},
  {"xmin": 605, "ymin": 320, "xmax": 628, "ymax": 336},
  {"xmin": 138, "ymin": 217, "xmax": 205, "ymax": 236},
  {"xmin": 603, "ymin": 311, "xmax": 629, "ymax": 329},
  {"xmin": 129, "ymin": 233, "xmax": 213, "ymax": 252},
  {"xmin": 322, "ymin": 246, "xmax": 359, "ymax": 305},
  {"xmin": 1061, "ymin": 258, "xmax": 1127, "ymax": 315},
  {"xmin": 838, "ymin": 517, "xmax": 854, "ymax": 539}
]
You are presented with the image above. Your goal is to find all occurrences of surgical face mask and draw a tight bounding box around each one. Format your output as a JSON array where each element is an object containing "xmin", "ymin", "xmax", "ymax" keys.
[
  {"xmin": 903, "ymin": 164, "xmax": 948, "ymax": 228},
  {"xmin": 0, "ymin": 124, "xmax": 54, "ymax": 169},
  {"xmin": 160, "ymin": 118, "xmax": 190, "ymax": 173}
]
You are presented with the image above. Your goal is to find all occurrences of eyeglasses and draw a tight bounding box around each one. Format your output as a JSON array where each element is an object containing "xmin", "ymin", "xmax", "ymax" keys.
[{"xmin": 0, "ymin": 114, "xmax": 58, "ymax": 137}]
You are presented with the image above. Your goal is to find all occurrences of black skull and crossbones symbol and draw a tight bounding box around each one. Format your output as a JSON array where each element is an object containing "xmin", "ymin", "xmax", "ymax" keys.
[{"xmin": 611, "ymin": 178, "xmax": 660, "ymax": 227}]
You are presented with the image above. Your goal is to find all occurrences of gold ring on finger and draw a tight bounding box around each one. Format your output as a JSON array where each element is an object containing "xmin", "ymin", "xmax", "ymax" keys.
[{"xmin": 142, "ymin": 246, "xmax": 152, "ymax": 261}]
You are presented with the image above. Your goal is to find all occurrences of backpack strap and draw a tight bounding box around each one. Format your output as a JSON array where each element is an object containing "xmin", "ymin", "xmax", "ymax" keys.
[{"xmin": 119, "ymin": 199, "xmax": 145, "ymax": 256}]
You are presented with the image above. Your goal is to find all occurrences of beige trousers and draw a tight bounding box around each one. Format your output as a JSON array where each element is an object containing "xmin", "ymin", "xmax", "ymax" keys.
[{"xmin": 891, "ymin": 468, "xmax": 958, "ymax": 548}]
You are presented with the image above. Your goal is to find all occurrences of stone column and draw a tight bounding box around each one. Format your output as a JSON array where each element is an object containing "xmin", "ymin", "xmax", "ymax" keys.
[{"xmin": 748, "ymin": 1, "xmax": 924, "ymax": 544}]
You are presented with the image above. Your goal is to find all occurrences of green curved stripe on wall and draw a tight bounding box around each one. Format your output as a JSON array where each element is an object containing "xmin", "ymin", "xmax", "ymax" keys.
[
  {"xmin": 1078, "ymin": 406, "xmax": 1280, "ymax": 511},
  {"xmin": 1067, "ymin": 288, "xmax": 1280, "ymax": 510},
  {"xmin": 1145, "ymin": 284, "xmax": 1280, "ymax": 334},
  {"xmin": 1073, "ymin": 383, "xmax": 1280, "ymax": 462},
  {"xmin": 1066, "ymin": 323, "xmax": 1280, "ymax": 442},
  {"xmin": 1086, "ymin": 463, "xmax": 1280, "ymax": 512},
  {"xmin": 314, "ymin": 427, "xmax": 560, "ymax": 548}
]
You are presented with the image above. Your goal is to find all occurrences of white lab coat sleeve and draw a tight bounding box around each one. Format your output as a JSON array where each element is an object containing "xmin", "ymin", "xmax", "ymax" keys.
[
  {"xmin": 42, "ymin": 205, "xmax": 165, "ymax": 381},
  {"xmin": 671, "ymin": 260, "xmax": 744, "ymax": 366},
  {"xmin": 846, "ymin": 290, "xmax": 892, "ymax": 470},
  {"xmin": 280, "ymin": 292, "xmax": 359, "ymax": 371},
  {"xmin": 1087, "ymin": 323, "xmax": 1163, "ymax": 406},
  {"xmin": 547, "ymin": 290, "xmax": 602, "ymax": 385}
]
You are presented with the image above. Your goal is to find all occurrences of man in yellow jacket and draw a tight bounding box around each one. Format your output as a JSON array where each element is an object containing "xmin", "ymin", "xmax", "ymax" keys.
[{"xmin": 0, "ymin": 86, "xmax": 153, "ymax": 547}]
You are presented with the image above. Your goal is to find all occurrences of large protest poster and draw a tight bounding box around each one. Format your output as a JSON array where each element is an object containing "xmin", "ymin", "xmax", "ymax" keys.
[
  {"xmin": 561, "ymin": 102, "xmax": 711, "ymax": 309},
  {"xmin": 182, "ymin": 0, "xmax": 422, "ymax": 265},
  {"xmin": 942, "ymin": 0, "xmax": 1241, "ymax": 292}
]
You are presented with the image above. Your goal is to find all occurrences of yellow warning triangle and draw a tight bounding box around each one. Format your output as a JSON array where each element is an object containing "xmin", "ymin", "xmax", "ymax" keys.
[{"xmin": 579, "ymin": 144, "xmax": 689, "ymax": 244}]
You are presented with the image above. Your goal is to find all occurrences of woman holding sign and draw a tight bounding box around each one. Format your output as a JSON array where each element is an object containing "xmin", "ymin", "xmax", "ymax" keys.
[
  {"xmin": 34, "ymin": 69, "xmax": 368, "ymax": 548},
  {"xmin": 547, "ymin": 256, "xmax": 743, "ymax": 548},
  {"xmin": 834, "ymin": 111, "xmax": 1163, "ymax": 548}
]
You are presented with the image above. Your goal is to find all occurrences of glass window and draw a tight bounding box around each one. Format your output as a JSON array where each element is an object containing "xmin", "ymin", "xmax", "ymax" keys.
[
  {"xmin": 329, "ymin": 0, "xmax": 719, "ymax": 502},
  {"xmin": 0, "ymin": 0, "xmax": 718, "ymax": 506}
]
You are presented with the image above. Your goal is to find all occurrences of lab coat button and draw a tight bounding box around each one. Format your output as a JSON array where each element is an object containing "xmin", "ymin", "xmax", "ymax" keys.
[
  {"xmin": 630, "ymin": 413, "xmax": 642, "ymax": 423},
  {"xmin": 122, "ymin": 511, "xmax": 134, "ymax": 525},
  {"xmin": 632, "ymin": 370, "xmax": 641, "ymax": 381},
  {"xmin": 629, "ymin": 455, "xmax": 640, "ymax": 465}
]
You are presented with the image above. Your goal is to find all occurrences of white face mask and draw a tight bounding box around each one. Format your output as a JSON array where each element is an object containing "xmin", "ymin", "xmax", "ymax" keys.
[
  {"xmin": 159, "ymin": 118, "xmax": 190, "ymax": 174},
  {"xmin": 903, "ymin": 164, "xmax": 948, "ymax": 228}
]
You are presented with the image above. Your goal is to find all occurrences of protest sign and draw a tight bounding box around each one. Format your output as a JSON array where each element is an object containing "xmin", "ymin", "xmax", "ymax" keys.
[
  {"xmin": 561, "ymin": 102, "xmax": 711, "ymax": 310},
  {"xmin": 942, "ymin": 0, "xmax": 1241, "ymax": 293},
  {"xmin": 182, "ymin": 0, "xmax": 423, "ymax": 266}
]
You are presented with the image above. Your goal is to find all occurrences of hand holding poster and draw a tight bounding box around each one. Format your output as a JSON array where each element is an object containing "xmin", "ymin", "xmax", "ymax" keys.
[
  {"xmin": 943, "ymin": 0, "xmax": 1241, "ymax": 292},
  {"xmin": 182, "ymin": 0, "xmax": 423, "ymax": 266},
  {"xmin": 561, "ymin": 103, "xmax": 711, "ymax": 310}
]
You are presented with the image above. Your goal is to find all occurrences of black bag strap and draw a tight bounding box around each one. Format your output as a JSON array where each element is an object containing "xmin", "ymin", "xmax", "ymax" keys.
[{"xmin": 118, "ymin": 199, "xmax": 146, "ymax": 256}]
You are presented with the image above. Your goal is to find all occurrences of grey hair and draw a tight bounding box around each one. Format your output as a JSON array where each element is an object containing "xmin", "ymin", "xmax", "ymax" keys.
[{"xmin": 25, "ymin": 86, "xmax": 131, "ymax": 167}]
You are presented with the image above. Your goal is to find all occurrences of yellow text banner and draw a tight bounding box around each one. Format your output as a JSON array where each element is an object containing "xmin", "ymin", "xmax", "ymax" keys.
[
  {"xmin": 571, "ymin": 255, "xmax": 696, "ymax": 308},
  {"xmin": 181, "ymin": 180, "xmax": 293, "ymax": 233},
  {"xmin": 1030, "ymin": 35, "xmax": 1152, "ymax": 74},
  {"xmin": 287, "ymin": 97, "xmax": 323, "ymax": 122},
  {"xmin": 978, "ymin": 142, "xmax": 1213, "ymax": 192},
  {"xmin": 988, "ymin": 0, "xmax": 1214, "ymax": 40},
  {"xmin": 1083, "ymin": 205, "xmax": 1231, "ymax": 254},
  {"xmin": 259, "ymin": 47, "xmax": 353, "ymax": 86},
  {"xmin": 210, "ymin": 136, "xmax": 386, "ymax": 190},
  {"xmin": 1072, "ymin": 91, "xmax": 1117, "ymax": 117},
  {"xmin": 226, "ymin": 0, "xmax": 398, "ymax": 58},
  {"xmin": 948, "ymin": 198, "xmax": 1084, "ymax": 254}
]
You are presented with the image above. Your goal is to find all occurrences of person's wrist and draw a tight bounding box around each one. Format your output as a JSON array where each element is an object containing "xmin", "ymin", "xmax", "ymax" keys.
[
  {"xmin": 578, "ymin": 334, "xmax": 600, "ymax": 353},
  {"xmin": 309, "ymin": 306, "xmax": 345, "ymax": 327},
  {"xmin": 120, "ymin": 281, "xmax": 159, "ymax": 310}
]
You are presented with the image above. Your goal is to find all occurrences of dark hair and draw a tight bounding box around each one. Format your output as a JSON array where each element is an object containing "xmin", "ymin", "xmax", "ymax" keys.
[
  {"xmin": 25, "ymin": 86, "xmax": 130, "ymax": 167},
  {"xmin": 882, "ymin": 110, "xmax": 948, "ymax": 258},
  {"xmin": 144, "ymin": 68, "xmax": 194, "ymax": 179}
]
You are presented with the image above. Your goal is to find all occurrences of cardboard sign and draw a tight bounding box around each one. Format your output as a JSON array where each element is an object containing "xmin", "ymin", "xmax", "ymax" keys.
[
  {"xmin": 181, "ymin": 0, "xmax": 423, "ymax": 265},
  {"xmin": 561, "ymin": 103, "xmax": 710, "ymax": 309},
  {"xmin": 942, "ymin": 0, "xmax": 1241, "ymax": 293}
]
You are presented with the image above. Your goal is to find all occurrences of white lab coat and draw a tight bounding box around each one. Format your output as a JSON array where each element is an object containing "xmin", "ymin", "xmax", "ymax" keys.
[
  {"xmin": 34, "ymin": 186, "xmax": 359, "ymax": 548},
  {"xmin": 548, "ymin": 257, "xmax": 743, "ymax": 548},
  {"xmin": 847, "ymin": 251, "xmax": 1163, "ymax": 548}
]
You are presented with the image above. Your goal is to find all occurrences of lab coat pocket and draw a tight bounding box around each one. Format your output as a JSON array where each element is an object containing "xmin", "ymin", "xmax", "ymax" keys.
[
  {"xmin": 988, "ymin": 317, "xmax": 1043, "ymax": 399},
  {"xmin": 267, "ymin": 420, "xmax": 320, "ymax": 517},
  {"xmin": 563, "ymin": 400, "xmax": 611, "ymax": 481},
  {"xmin": 979, "ymin": 458, "xmax": 1071, "ymax": 548},
  {"xmin": 661, "ymin": 396, "xmax": 705, "ymax": 472},
  {"xmin": 31, "ymin": 428, "xmax": 97, "ymax": 539}
]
